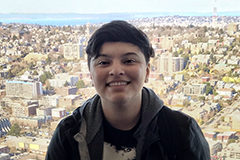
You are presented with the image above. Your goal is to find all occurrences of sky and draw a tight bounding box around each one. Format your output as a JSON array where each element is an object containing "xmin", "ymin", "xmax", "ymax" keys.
[{"xmin": 0, "ymin": 0, "xmax": 240, "ymax": 14}]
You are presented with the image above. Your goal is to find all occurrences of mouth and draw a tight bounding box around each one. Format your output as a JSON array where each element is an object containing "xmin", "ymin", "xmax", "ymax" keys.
[{"xmin": 106, "ymin": 81, "xmax": 131, "ymax": 87}]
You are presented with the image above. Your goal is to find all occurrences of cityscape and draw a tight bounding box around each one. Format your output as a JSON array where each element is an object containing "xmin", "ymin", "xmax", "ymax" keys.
[{"xmin": 0, "ymin": 12, "xmax": 240, "ymax": 160}]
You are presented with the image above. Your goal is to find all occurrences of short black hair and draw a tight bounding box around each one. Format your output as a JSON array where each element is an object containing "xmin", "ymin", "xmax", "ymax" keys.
[{"xmin": 86, "ymin": 20, "xmax": 155, "ymax": 68}]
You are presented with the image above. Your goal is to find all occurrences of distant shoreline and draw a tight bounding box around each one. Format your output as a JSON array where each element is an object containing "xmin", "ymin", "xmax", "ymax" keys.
[{"xmin": 0, "ymin": 12, "xmax": 240, "ymax": 26}]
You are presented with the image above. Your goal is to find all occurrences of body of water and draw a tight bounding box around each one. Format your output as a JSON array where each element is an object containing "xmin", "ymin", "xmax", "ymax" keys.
[{"xmin": 0, "ymin": 12, "xmax": 239, "ymax": 26}]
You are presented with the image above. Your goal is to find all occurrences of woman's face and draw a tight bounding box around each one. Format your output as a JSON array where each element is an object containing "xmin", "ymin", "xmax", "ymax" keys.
[{"xmin": 89, "ymin": 42, "xmax": 150, "ymax": 106}]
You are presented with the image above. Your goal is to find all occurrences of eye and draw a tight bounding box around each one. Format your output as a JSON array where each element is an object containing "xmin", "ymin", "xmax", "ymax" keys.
[
  {"xmin": 98, "ymin": 61, "xmax": 110, "ymax": 65},
  {"xmin": 125, "ymin": 59, "xmax": 135, "ymax": 64}
]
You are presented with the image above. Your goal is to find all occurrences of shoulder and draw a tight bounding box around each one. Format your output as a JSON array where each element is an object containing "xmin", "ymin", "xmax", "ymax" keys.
[{"xmin": 56, "ymin": 107, "xmax": 82, "ymax": 134}]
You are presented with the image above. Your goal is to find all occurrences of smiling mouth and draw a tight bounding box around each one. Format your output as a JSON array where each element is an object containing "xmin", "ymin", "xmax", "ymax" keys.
[{"xmin": 107, "ymin": 82, "xmax": 130, "ymax": 86}]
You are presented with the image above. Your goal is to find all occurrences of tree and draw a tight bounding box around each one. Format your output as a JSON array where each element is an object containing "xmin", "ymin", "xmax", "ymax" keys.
[
  {"xmin": 40, "ymin": 71, "xmax": 52, "ymax": 84},
  {"xmin": 7, "ymin": 70, "xmax": 13, "ymax": 79},
  {"xmin": 46, "ymin": 55, "xmax": 52, "ymax": 65},
  {"xmin": 205, "ymin": 83, "xmax": 213, "ymax": 95},
  {"xmin": 198, "ymin": 96, "xmax": 205, "ymax": 101},
  {"xmin": 220, "ymin": 116, "xmax": 225, "ymax": 122},
  {"xmin": 227, "ymin": 139, "xmax": 236, "ymax": 145},
  {"xmin": 64, "ymin": 81, "xmax": 68, "ymax": 87},
  {"xmin": 76, "ymin": 80, "xmax": 85, "ymax": 89},
  {"xmin": 8, "ymin": 123, "xmax": 21, "ymax": 136}
]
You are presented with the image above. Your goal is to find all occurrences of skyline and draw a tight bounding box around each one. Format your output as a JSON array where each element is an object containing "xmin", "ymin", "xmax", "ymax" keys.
[{"xmin": 1, "ymin": 0, "xmax": 240, "ymax": 14}]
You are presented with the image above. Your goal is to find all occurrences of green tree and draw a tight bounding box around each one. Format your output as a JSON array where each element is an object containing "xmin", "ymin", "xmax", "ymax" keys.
[
  {"xmin": 46, "ymin": 56, "xmax": 52, "ymax": 65},
  {"xmin": 198, "ymin": 96, "xmax": 205, "ymax": 101},
  {"xmin": 220, "ymin": 116, "xmax": 225, "ymax": 122},
  {"xmin": 202, "ymin": 64, "xmax": 210, "ymax": 73},
  {"xmin": 40, "ymin": 71, "xmax": 52, "ymax": 84},
  {"xmin": 205, "ymin": 83, "xmax": 213, "ymax": 95},
  {"xmin": 64, "ymin": 81, "xmax": 68, "ymax": 87},
  {"xmin": 8, "ymin": 123, "xmax": 21, "ymax": 136},
  {"xmin": 183, "ymin": 99, "xmax": 190, "ymax": 107},
  {"xmin": 173, "ymin": 51, "xmax": 179, "ymax": 57},
  {"xmin": 76, "ymin": 80, "xmax": 85, "ymax": 89},
  {"xmin": 32, "ymin": 70, "xmax": 38, "ymax": 75},
  {"xmin": 7, "ymin": 70, "xmax": 13, "ymax": 79},
  {"xmin": 227, "ymin": 139, "xmax": 236, "ymax": 145}
]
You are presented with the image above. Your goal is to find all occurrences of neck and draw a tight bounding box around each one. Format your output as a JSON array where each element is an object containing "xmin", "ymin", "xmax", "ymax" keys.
[{"xmin": 101, "ymin": 98, "xmax": 142, "ymax": 130}]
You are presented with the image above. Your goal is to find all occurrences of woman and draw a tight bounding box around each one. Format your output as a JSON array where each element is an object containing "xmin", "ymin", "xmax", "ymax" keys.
[{"xmin": 46, "ymin": 20, "xmax": 210, "ymax": 160}]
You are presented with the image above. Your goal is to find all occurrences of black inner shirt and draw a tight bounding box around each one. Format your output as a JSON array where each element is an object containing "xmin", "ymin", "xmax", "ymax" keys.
[{"xmin": 103, "ymin": 116, "xmax": 141, "ymax": 151}]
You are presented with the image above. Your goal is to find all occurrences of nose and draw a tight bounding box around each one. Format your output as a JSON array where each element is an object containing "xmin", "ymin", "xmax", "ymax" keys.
[{"xmin": 109, "ymin": 62, "xmax": 125, "ymax": 76}]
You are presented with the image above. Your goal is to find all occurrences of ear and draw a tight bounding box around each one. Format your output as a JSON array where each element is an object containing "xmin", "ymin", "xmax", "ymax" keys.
[
  {"xmin": 145, "ymin": 63, "xmax": 150, "ymax": 83},
  {"xmin": 90, "ymin": 73, "xmax": 94, "ymax": 87}
]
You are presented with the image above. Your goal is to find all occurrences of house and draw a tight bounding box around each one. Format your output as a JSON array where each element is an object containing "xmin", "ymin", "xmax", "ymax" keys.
[
  {"xmin": 58, "ymin": 95, "xmax": 81, "ymax": 107},
  {"xmin": 0, "ymin": 153, "xmax": 10, "ymax": 160},
  {"xmin": 202, "ymin": 77, "xmax": 210, "ymax": 83},
  {"xmin": 51, "ymin": 108, "xmax": 66, "ymax": 119},
  {"xmin": 10, "ymin": 116, "xmax": 46, "ymax": 128},
  {"xmin": 202, "ymin": 102, "xmax": 221, "ymax": 113},
  {"xmin": 210, "ymin": 79, "xmax": 218, "ymax": 87},
  {"xmin": 175, "ymin": 74, "xmax": 184, "ymax": 82},
  {"xmin": 204, "ymin": 132, "xmax": 217, "ymax": 140},
  {"xmin": 207, "ymin": 140, "xmax": 222, "ymax": 155},
  {"xmin": 216, "ymin": 88, "xmax": 233, "ymax": 98},
  {"xmin": 224, "ymin": 83, "xmax": 234, "ymax": 89},
  {"xmin": 182, "ymin": 108, "xmax": 207, "ymax": 120},
  {"xmin": 0, "ymin": 145, "xmax": 10, "ymax": 153},
  {"xmin": 9, "ymin": 137, "xmax": 49, "ymax": 155},
  {"xmin": 39, "ymin": 95, "xmax": 62, "ymax": 107},
  {"xmin": 225, "ymin": 109, "xmax": 240, "ymax": 130},
  {"xmin": 78, "ymin": 87, "xmax": 97, "ymax": 98},
  {"xmin": 216, "ymin": 81, "xmax": 225, "ymax": 89},
  {"xmin": 56, "ymin": 87, "xmax": 78, "ymax": 96}
]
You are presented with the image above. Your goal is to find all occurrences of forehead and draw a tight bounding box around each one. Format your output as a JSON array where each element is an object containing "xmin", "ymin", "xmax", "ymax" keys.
[{"xmin": 99, "ymin": 42, "xmax": 142, "ymax": 55}]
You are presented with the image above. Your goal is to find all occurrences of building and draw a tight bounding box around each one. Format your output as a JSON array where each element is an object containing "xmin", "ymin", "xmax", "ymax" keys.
[
  {"xmin": 0, "ymin": 145, "xmax": 10, "ymax": 153},
  {"xmin": 80, "ymin": 61, "xmax": 89, "ymax": 72},
  {"xmin": 6, "ymin": 81, "xmax": 42, "ymax": 99},
  {"xmin": 207, "ymin": 140, "xmax": 222, "ymax": 156},
  {"xmin": 58, "ymin": 95, "xmax": 81, "ymax": 107},
  {"xmin": 56, "ymin": 87, "xmax": 78, "ymax": 96},
  {"xmin": 0, "ymin": 153, "xmax": 10, "ymax": 160},
  {"xmin": 157, "ymin": 52, "xmax": 184, "ymax": 76},
  {"xmin": 63, "ymin": 43, "xmax": 84, "ymax": 60},
  {"xmin": 39, "ymin": 95, "xmax": 62, "ymax": 107},
  {"xmin": 10, "ymin": 116, "xmax": 46, "ymax": 128},
  {"xmin": 204, "ymin": 132, "xmax": 217, "ymax": 141},
  {"xmin": 11, "ymin": 137, "xmax": 49, "ymax": 155},
  {"xmin": 36, "ymin": 106, "xmax": 55, "ymax": 116},
  {"xmin": 182, "ymin": 84, "xmax": 207, "ymax": 95},
  {"xmin": 216, "ymin": 88, "xmax": 233, "ymax": 98},
  {"xmin": 51, "ymin": 108, "xmax": 66, "ymax": 119},
  {"xmin": 11, "ymin": 103, "xmax": 37, "ymax": 117},
  {"xmin": 159, "ymin": 36, "xmax": 174, "ymax": 50}
]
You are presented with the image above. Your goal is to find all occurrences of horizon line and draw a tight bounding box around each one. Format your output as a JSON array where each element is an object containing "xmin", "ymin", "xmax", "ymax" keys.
[{"xmin": 1, "ymin": 11, "xmax": 240, "ymax": 15}]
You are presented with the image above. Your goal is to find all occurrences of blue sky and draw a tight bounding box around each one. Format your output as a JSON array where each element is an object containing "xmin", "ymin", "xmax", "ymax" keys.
[{"xmin": 0, "ymin": 0, "xmax": 240, "ymax": 14}]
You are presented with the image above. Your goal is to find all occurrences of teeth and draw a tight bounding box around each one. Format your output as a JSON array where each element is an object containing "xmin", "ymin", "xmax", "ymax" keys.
[{"xmin": 109, "ymin": 82, "xmax": 127, "ymax": 86}]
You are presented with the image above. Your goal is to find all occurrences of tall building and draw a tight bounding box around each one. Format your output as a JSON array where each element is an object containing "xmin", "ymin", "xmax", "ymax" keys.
[
  {"xmin": 212, "ymin": 6, "xmax": 217, "ymax": 27},
  {"xmin": 63, "ymin": 43, "xmax": 84, "ymax": 60},
  {"xmin": 6, "ymin": 81, "xmax": 43, "ymax": 99},
  {"xmin": 157, "ymin": 52, "xmax": 184, "ymax": 76}
]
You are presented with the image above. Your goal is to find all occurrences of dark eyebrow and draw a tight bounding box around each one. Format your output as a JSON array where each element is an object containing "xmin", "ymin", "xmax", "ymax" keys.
[
  {"xmin": 93, "ymin": 52, "xmax": 140, "ymax": 60},
  {"xmin": 93, "ymin": 54, "xmax": 111, "ymax": 60},
  {"xmin": 123, "ymin": 52, "xmax": 139, "ymax": 57}
]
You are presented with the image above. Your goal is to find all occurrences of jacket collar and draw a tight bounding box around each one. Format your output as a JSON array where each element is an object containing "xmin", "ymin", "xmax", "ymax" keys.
[{"xmin": 68, "ymin": 87, "xmax": 164, "ymax": 159}]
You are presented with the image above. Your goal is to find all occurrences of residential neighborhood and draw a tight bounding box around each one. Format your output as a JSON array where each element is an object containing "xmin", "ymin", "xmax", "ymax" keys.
[{"xmin": 0, "ymin": 15, "xmax": 240, "ymax": 159}]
